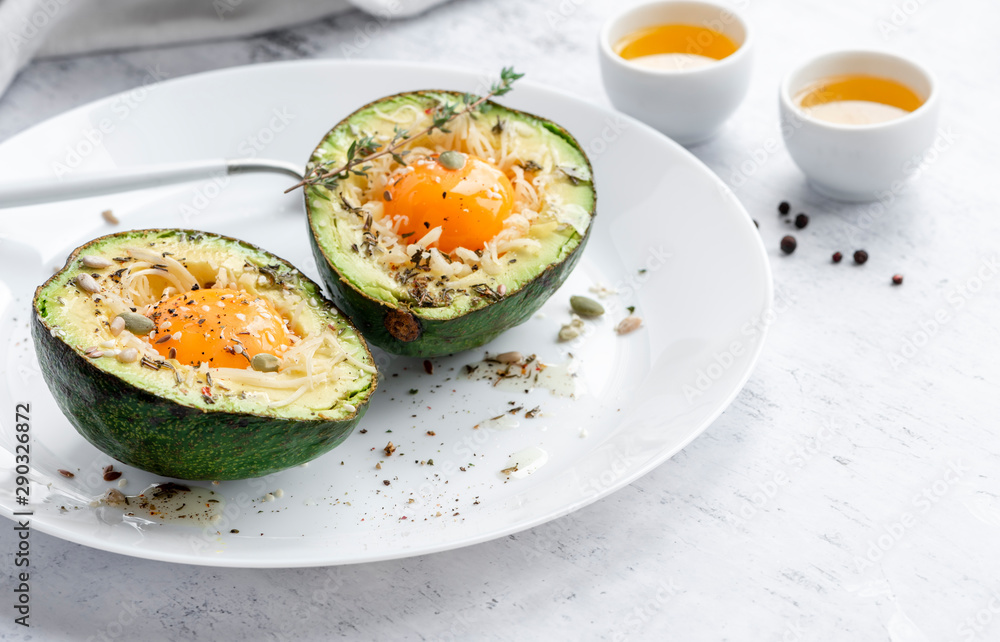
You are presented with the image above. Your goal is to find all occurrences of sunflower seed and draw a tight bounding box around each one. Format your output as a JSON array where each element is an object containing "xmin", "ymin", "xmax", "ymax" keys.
[
  {"xmin": 495, "ymin": 351, "xmax": 522, "ymax": 364},
  {"xmin": 615, "ymin": 316, "xmax": 643, "ymax": 335},
  {"xmin": 81, "ymin": 256, "xmax": 112, "ymax": 269},
  {"xmin": 570, "ymin": 295, "xmax": 604, "ymax": 318},
  {"xmin": 75, "ymin": 273, "xmax": 100, "ymax": 294}
]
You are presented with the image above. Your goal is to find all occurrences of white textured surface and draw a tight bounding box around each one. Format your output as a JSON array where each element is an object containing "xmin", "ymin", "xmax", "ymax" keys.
[{"xmin": 1, "ymin": 0, "xmax": 998, "ymax": 640}]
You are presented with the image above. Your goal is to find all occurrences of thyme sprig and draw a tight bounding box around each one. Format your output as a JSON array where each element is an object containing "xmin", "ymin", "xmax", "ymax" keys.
[{"xmin": 284, "ymin": 67, "xmax": 524, "ymax": 194}]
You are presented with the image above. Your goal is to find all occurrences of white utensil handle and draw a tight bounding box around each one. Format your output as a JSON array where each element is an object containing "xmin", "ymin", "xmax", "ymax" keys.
[
  {"xmin": 0, "ymin": 159, "xmax": 227, "ymax": 209},
  {"xmin": 0, "ymin": 158, "xmax": 303, "ymax": 208}
]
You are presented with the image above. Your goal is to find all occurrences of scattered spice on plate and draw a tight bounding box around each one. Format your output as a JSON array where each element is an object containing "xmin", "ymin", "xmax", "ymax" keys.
[
  {"xmin": 423, "ymin": 360, "xmax": 433, "ymax": 375},
  {"xmin": 778, "ymin": 201, "xmax": 790, "ymax": 215},
  {"xmin": 892, "ymin": 274, "xmax": 904, "ymax": 285},
  {"xmin": 101, "ymin": 209, "xmax": 119, "ymax": 225},
  {"xmin": 780, "ymin": 235, "xmax": 797, "ymax": 254},
  {"xmin": 57, "ymin": 469, "xmax": 74, "ymax": 478},
  {"xmin": 854, "ymin": 250, "xmax": 869, "ymax": 265},
  {"xmin": 795, "ymin": 213, "xmax": 809, "ymax": 229},
  {"xmin": 384, "ymin": 441, "xmax": 396, "ymax": 457},
  {"xmin": 832, "ymin": 251, "xmax": 843, "ymax": 263}
]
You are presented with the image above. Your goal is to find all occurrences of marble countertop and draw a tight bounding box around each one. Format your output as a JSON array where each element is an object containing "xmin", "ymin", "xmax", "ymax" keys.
[{"xmin": 2, "ymin": 0, "xmax": 998, "ymax": 639}]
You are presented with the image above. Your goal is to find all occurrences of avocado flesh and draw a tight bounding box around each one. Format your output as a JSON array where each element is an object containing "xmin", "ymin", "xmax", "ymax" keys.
[
  {"xmin": 32, "ymin": 229, "xmax": 377, "ymax": 480},
  {"xmin": 307, "ymin": 91, "xmax": 596, "ymax": 356}
]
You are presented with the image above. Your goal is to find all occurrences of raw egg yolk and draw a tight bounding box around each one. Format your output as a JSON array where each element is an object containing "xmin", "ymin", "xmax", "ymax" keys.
[
  {"xmin": 146, "ymin": 288, "xmax": 292, "ymax": 369},
  {"xmin": 384, "ymin": 154, "xmax": 514, "ymax": 253}
]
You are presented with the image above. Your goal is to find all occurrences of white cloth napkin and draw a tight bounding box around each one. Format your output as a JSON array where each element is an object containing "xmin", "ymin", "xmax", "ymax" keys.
[{"xmin": 0, "ymin": 0, "xmax": 449, "ymax": 98}]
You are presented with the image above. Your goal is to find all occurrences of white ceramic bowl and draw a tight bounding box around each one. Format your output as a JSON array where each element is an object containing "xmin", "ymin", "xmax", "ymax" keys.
[
  {"xmin": 779, "ymin": 50, "xmax": 940, "ymax": 202},
  {"xmin": 598, "ymin": 0, "xmax": 753, "ymax": 146}
]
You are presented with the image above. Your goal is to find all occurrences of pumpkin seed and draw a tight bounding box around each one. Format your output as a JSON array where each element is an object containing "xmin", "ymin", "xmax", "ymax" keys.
[
  {"xmin": 251, "ymin": 353, "xmax": 280, "ymax": 372},
  {"xmin": 81, "ymin": 255, "xmax": 113, "ymax": 269},
  {"xmin": 438, "ymin": 150, "xmax": 466, "ymax": 170},
  {"xmin": 117, "ymin": 312, "xmax": 154, "ymax": 336},
  {"xmin": 75, "ymin": 273, "xmax": 100, "ymax": 294},
  {"xmin": 570, "ymin": 295, "xmax": 604, "ymax": 318}
]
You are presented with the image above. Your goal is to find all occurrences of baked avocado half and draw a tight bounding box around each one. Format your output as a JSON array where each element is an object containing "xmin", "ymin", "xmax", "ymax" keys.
[
  {"xmin": 305, "ymin": 90, "xmax": 596, "ymax": 356},
  {"xmin": 32, "ymin": 229, "xmax": 377, "ymax": 480}
]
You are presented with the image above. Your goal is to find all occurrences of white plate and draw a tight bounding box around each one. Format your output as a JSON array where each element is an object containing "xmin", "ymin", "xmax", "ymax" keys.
[{"xmin": 0, "ymin": 61, "xmax": 771, "ymax": 567}]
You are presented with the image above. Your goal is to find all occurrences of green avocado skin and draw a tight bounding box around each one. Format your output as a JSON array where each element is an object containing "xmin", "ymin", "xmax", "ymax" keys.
[
  {"xmin": 309, "ymin": 226, "xmax": 590, "ymax": 357},
  {"xmin": 32, "ymin": 312, "xmax": 366, "ymax": 480}
]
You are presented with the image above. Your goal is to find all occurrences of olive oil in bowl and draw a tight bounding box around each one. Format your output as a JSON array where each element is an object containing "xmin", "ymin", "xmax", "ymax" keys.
[
  {"xmin": 795, "ymin": 74, "xmax": 924, "ymax": 125},
  {"xmin": 615, "ymin": 24, "xmax": 739, "ymax": 71}
]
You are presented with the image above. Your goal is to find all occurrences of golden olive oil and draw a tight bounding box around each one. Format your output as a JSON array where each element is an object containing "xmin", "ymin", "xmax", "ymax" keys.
[
  {"xmin": 615, "ymin": 24, "xmax": 739, "ymax": 71},
  {"xmin": 796, "ymin": 74, "xmax": 924, "ymax": 125}
]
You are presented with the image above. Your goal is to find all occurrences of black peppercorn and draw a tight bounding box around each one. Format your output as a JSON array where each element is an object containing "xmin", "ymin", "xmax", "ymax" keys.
[
  {"xmin": 832, "ymin": 252, "xmax": 843, "ymax": 263},
  {"xmin": 854, "ymin": 250, "xmax": 869, "ymax": 264},
  {"xmin": 795, "ymin": 213, "xmax": 809, "ymax": 229},
  {"xmin": 778, "ymin": 201, "xmax": 790, "ymax": 215},
  {"xmin": 780, "ymin": 235, "xmax": 797, "ymax": 254}
]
